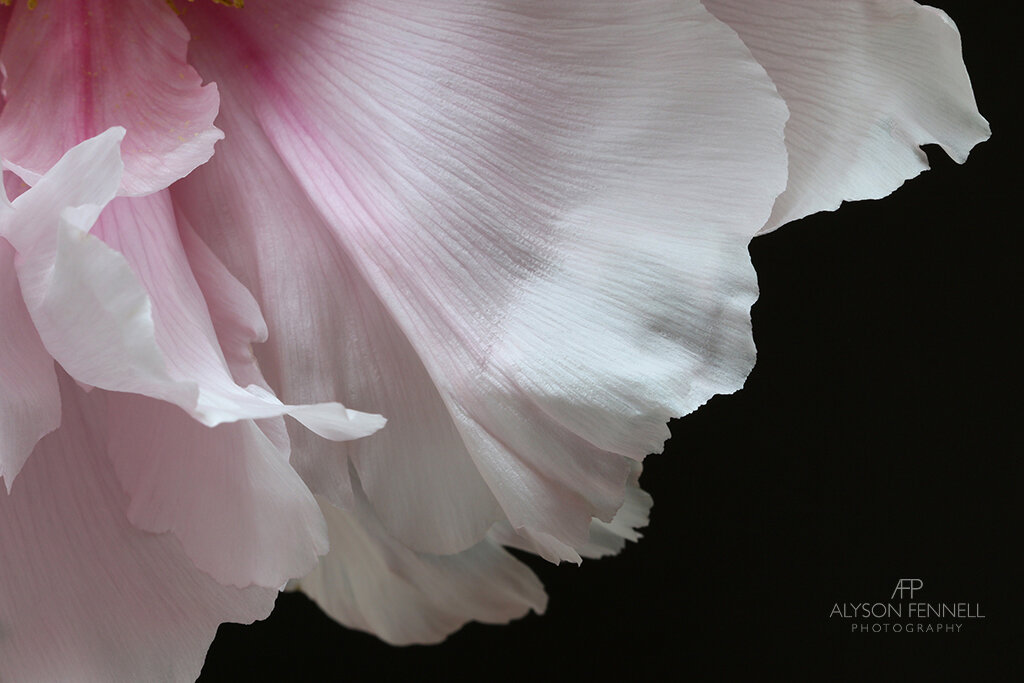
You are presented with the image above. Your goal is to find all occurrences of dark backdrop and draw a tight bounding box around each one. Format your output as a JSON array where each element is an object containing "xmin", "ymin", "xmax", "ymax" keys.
[{"xmin": 201, "ymin": 2, "xmax": 1019, "ymax": 680}]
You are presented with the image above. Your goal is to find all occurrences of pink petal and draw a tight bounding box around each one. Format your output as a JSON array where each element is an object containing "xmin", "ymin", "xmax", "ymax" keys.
[
  {"xmin": 298, "ymin": 488, "xmax": 546, "ymax": 646},
  {"xmin": 0, "ymin": 374, "xmax": 276, "ymax": 682},
  {"xmin": 0, "ymin": 0, "xmax": 221, "ymax": 196},
  {"xmin": 0, "ymin": 239, "xmax": 60, "ymax": 490},
  {"xmin": 2, "ymin": 170, "xmax": 31, "ymax": 203},
  {"xmin": 9, "ymin": 137, "xmax": 195, "ymax": 411},
  {"xmin": 92, "ymin": 191, "xmax": 385, "ymax": 437},
  {"xmin": 4, "ymin": 130, "xmax": 382, "ymax": 587},
  {"xmin": 704, "ymin": 0, "xmax": 990, "ymax": 233},
  {"xmin": 175, "ymin": 0, "xmax": 788, "ymax": 558},
  {"xmin": 177, "ymin": 217, "xmax": 269, "ymax": 387},
  {"xmin": 106, "ymin": 393, "xmax": 328, "ymax": 589},
  {"xmin": 7, "ymin": 130, "xmax": 385, "ymax": 439},
  {"xmin": 172, "ymin": 127, "xmax": 502, "ymax": 552}
]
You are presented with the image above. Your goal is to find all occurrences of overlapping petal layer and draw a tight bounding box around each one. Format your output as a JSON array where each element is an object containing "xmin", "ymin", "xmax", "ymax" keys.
[
  {"xmin": 86, "ymin": 189, "xmax": 385, "ymax": 438},
  {"xmin": 1, "ymin": 128, "xmax": 384, "ymax": 479},
  {"xmin": 0, "ymin": 0, "xmax": 222, "ymax": 195},
  {"xmin": 106, "ymin": 394, "xmax": 328, "ymax": 589},
  {"xmin": 175, "ymin": 0, "xmax": 789, "ymax": 562},
  {"xmin": 0, "ymin": 127, "xmax": 128, "ymax": 487},
  {"xmin": 489, "ymin": 469, "xmax": 653, "ymax": 561},
  {"xmin": 704, "ymin": 0, "xmax": 990, "ymax": 232},
  {"xmin": 0, "ymin": 374, "xmax": 277, "ymax": 683},
  {"xmin": 0, "ymin": 125, "xmax": 385, "ymax": 587},
  {"xmin": 0, "ymin": 0, "xmax": 991, "ymax": 672},
  {"xmin": 299, "ymin": 489, "xmax": 547, "ymax": 645}
]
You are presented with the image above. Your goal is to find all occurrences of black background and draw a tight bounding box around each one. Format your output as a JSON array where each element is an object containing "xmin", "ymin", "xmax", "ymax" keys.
[{"xmin": 201, "ymin": 2, "xmax": 1019, "ymax": 680}]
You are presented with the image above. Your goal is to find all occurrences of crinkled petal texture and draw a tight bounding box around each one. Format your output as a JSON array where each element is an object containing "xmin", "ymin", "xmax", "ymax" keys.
[
  {"xmin": 489, "ymin": 463, "xmax": 653, "ymax": 560},
  {"xmin": 73, "ymin": 187, "xmax": 385, "ymax": 438},
  {"xmin": 0, "ymin": 0, "xmax": 221, "ymax": 195},
  {"xmin": 704, "ymin": 0, "xmax": 990, "ymax": 233},
  {"xmin": 300, "ymin": 488, "xmax": 547, "ymax": 646},
  {"xmin": 0, "ymin": 129, "xmax": 383, "ymax": 588},
  {"xmin": 0, "ymin": 374, "xmax": 277, "ymax": 683},
  {"xmin": 7, "ymin": 126, "xmax": 375, "ymax": 430},
  {"xmin": 175, "ymin": 0, "xmax": 789, "ymax": 570}
]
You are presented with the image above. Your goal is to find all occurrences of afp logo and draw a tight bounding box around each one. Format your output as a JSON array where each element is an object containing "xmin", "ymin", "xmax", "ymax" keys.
[{"xmin": 891, "ymin": 578, "xmax": 923, "ymax": 599}]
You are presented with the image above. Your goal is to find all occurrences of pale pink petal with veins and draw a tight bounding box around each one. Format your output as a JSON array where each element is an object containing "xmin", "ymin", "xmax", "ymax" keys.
[
  {"xmin": 0, "ymin": 0, "xmax": 221, "ymax": 196},
  {"xmin": 0, "ymin": 374, "xmax": 277, "ymax": 683},
  {"xmin": 174, "ymin": 0, "xmax": 789, "ymax": 570}
]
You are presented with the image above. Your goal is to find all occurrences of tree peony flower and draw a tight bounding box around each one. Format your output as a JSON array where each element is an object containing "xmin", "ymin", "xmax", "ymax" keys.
[{"xmin": 0, "ymin": 0, "xmax": 987, "ymax": 680}]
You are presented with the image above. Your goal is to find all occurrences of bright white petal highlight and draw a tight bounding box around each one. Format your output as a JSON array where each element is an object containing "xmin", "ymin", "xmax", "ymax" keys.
[
  {"xmin": 704, "ymin": 0, "xmax": 990, "ymax": 233},
  {"xmin": 176, "ymin": 0, "xmax": 789, "ymax": 561},
  {"xmin": 0, "ymin": 240, "xmax": 60, "ymax": 490}
]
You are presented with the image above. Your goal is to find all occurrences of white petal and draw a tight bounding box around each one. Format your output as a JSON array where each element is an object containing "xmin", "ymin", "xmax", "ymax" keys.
[
  {"xmin": 704, "ymin": 0, "xmax": 990, "ymax": 233},
  {"xmin": 580, "ymin": 475, "xmax": 653, "ymax": 560},
  {"xmin": 299, "ymin": 489, "xmax": 546, "ymax": 645},
  {"xmin": 2, "ymin": 127, "xmax": 125, "ymax": 252},
  {"xmin": 489, "ymin": 471, "xmax": 653, "ymax": 562},
  {"xmin": 0, "ymin": 239, "xmax": 60, "ymax": 490}
]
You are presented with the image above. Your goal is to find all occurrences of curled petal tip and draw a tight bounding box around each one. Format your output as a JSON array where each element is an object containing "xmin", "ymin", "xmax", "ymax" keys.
[{"xmin": 287, "ymin": 403, "xmax": 388, "ymax": 442}]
